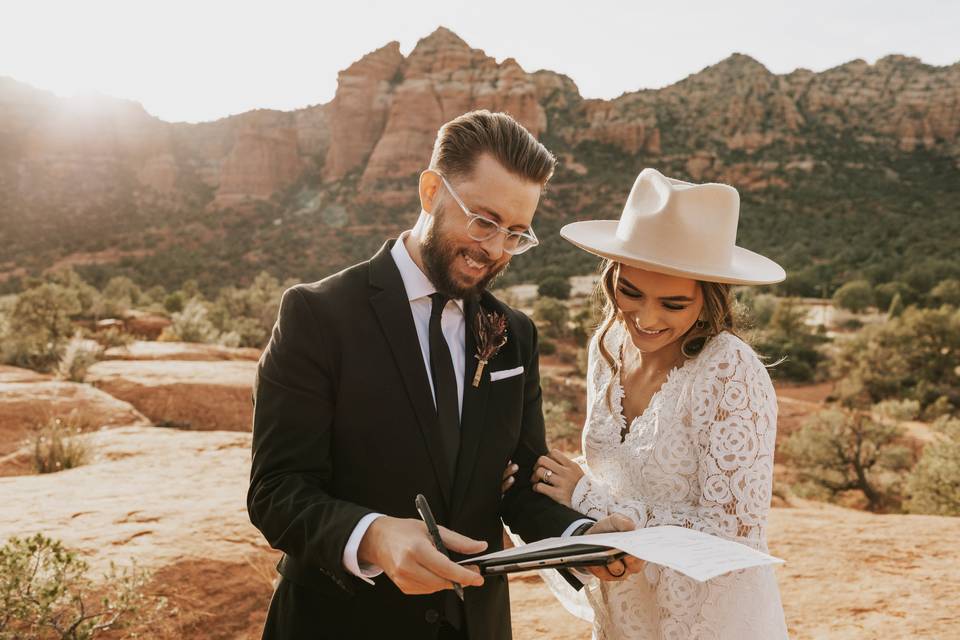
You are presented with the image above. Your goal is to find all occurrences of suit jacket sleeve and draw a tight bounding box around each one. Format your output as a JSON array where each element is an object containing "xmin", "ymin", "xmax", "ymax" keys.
[
  {"xmin": 247, "ymin": 285, "xmax": 373, "ymax": 592},
  {"xmin": 499, "ymin": 315, "xmax": 590, "ymax": 543}
]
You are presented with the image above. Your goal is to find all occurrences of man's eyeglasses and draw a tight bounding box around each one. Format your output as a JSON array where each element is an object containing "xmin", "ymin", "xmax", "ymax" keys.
[{"xmin": 431, "ymin": 170, "xmax": 539, "ymax": 255}]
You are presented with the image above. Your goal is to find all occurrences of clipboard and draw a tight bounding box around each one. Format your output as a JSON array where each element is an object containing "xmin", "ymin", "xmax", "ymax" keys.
[{"xmin": 461, "ymin": 542, "xmax": 626, "ymax": 576}]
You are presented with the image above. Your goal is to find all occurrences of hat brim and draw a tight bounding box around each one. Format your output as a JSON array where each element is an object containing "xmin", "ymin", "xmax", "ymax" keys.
[{"xmin": 560, "ymin": 220, "xmax": 786, "ymax": 285}]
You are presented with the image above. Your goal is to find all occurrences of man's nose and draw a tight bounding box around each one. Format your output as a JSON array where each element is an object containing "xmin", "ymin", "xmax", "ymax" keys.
[{"xmin": 478, "ymin": 231, "xmax": 507, "ymax": 261}]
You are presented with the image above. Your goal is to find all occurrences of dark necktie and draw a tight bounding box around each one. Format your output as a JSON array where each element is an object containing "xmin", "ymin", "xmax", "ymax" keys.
[
  {"xmin": 429, "ymin": 293, "xmax": 466, "ymax": 632},
  {"xmin": 428, "ymin": 293, "xmax": 461, "ymax": 481}
]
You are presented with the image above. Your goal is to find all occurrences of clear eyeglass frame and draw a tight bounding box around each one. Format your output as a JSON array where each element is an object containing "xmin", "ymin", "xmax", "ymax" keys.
[{"xmin": 430, "ymin": 170, "xmax": 539, "ymax": 255}]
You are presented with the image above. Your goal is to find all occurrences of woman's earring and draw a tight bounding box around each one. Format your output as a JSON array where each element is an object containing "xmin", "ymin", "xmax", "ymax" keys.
[{"xmin": 695, "ymin": 316, "xmax": 708, "ymax": 330}]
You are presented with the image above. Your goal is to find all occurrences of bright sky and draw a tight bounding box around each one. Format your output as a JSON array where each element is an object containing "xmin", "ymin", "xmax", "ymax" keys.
[{"xmin": 3, "ymin": 0, "xmax": 957, "ymax": 123}]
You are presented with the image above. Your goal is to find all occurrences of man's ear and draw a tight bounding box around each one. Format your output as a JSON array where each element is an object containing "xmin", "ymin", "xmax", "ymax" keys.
[{"xmin": 419, "ymin": 170, "xmax": 441, "ymax": 213}]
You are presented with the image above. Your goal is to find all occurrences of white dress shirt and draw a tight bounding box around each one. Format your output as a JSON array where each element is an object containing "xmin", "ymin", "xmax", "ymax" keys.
[{"xmin": 342, "ymin": 233, "xmax": 589, "ymax": 583}]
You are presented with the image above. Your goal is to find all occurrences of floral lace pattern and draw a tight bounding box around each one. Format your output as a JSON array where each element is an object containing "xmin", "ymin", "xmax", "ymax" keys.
[{"xmin": 569, "ymin": 323, "xmax": 788, "ymax": 639}]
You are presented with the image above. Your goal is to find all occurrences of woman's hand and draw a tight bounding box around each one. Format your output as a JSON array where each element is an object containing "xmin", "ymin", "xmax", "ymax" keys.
[
  {"xmin": 531, "ymin": 449, "xmax": 585, "ymax": 507},
  {"xmin": 501, "ymin": 460, "xmax": 518, "ymax": 494}
]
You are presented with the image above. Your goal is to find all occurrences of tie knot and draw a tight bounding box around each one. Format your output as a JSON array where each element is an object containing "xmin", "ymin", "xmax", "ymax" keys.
[{"xmin": 429, "ymin": 293, "xmax": 449, "ymax": 318}]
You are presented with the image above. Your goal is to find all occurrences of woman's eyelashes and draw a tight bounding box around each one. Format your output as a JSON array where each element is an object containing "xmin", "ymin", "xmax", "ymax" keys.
[{"xmin": 617, "ymin": 287, "xmax": 688, "ymax": 311}]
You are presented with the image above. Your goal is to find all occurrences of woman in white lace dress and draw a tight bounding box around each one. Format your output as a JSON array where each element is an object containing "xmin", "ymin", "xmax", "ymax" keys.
[{"xmin": 528, "ymin": 169, "xmax": 790, "ymax": 639}]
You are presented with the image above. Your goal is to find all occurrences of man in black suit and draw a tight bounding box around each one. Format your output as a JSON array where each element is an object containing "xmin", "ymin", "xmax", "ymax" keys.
[{"xmin": 248, "ymin": 110, "xmax": 640, "ymax": 639}]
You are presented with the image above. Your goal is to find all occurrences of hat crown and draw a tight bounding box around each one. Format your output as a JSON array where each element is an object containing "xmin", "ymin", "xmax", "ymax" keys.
[{"xmin": 615, "ymin": 168, "xmax": 740, "ymax": 271}]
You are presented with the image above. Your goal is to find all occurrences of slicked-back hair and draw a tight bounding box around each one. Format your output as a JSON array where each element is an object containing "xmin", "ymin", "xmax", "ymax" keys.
[{"xmin": 429, "ymin": 110, "xmax": 556, "ymax": 186}]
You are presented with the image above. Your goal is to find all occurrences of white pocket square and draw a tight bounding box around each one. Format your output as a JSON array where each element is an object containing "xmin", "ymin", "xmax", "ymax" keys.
[{"xmin": 489, "ymin": 366, "xmax": 524, "ymax": 382}]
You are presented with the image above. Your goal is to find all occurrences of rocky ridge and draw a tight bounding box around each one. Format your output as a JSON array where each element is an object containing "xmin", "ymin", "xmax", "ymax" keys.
[{"xmin": 1, "ymin": 28, "xmax": 958, "ymax": 292}]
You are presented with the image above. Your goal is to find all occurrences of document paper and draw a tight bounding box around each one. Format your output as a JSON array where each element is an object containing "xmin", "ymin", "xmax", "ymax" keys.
[{"xmin": 463, "ymin": 525, "xmax": 784, "ymax": 582}]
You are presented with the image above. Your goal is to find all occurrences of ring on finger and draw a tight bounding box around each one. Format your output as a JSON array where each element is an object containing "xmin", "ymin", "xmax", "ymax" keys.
[
  {"xmin": 608, "ymin": 563, "xmax": 626, "ymax": 578},
  {"xmin": 542, "ymin": 469, "xmax": 553, "ymax": 484}
]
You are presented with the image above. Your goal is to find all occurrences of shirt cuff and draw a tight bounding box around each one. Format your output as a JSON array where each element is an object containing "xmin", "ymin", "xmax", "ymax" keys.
[
  {"xmin": 561, "ymin": 518, "xmax": 595, "ymax": 538},
  {"xmin": 561, "ymin": 518, "xmax": 596, "ymax": 584},
  {"xmin": 342, "ymin": 512, "xmax": 386, "ymax": 584}
]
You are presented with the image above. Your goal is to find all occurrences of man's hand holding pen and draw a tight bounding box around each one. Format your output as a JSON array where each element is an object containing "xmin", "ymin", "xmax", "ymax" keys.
[{"xmin": 357, "ymin": 515, "xmax": 486, "ymax": 595}]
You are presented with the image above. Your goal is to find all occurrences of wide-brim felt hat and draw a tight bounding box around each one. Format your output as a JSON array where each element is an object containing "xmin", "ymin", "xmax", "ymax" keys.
[{"xmin": 560, "ymin": 168, "xmax": 785, "ymax": 285}]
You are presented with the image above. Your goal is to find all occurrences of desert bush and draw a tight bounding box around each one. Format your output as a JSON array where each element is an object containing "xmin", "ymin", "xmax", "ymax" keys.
[
  {"xmin": 159, "ymin": 298, "xmax": 219, "ymax": 344},
  {"xmin": 831, "ymin": 306, "xmax": 960, "ymax": 410},
  {"xmin": 92, "ymin": 276, "xmax": 142, "ymax": 318},
  {"xmin": 873, "ymin": 399, "xmax": 920, "ymax": 422},
  {"xmin": 57, "ymin": 332, "xmax": 103, "ymax": 383},
  {"xmin": 0, "ymin": 533, "xmax": 165, "ymax": 640},
  {"xmin": 1, "ymin": 283, "xmax": 82, "ymax": 371},
  {"xmin": 534, "ymin": 297, "xmax": 569, "ymax": 339},
  {"xmin": 41, "ymin": 268, "xmax": 101, "ymax": 319},
  {"xmin": 931, "ymin": 416, "xmax": 960, "ymax": 438},
  {"xmin": 874, "ymin": 281, "xmax": 917, "ymax": 310},
  {"xmin": 904, "ymin": 428, "xmax": 960, "ymax": 516},
  {"xmin": 206, "ymin": 272, "xmax": 285, "ymax": 348},
  {"xmin": 737, "ymin": 291, "xmax": 778, "ymax": 329},
  {"xmin": 832, "ymin": 279, "xmax": 874, "ymax": 313},
  {"xmin": 782, "ymin": 409, "xmax": 913, "ymax": 512},
  {"xmin": 537, "ymin": 276, "xmax": 571, "ymax": 300},
  {"xmin": 162, "ymin": 292, "xmax": 184, "ymax": 314},
  {"xmin": 31, "ymin": 413, "xmax": 92, "ymax": 474},
  {"xmin": 922, "ymin": 395, "xmax": 955, "ymax": 421},
  {"xmin": 928, "ymin": 278, "xmax": 960, "ymax": 307},
  {"xmin": 751, "ymin": 298, "xmax": 825, "ymax": 382},
  {"xmin": 93, "ymin": 326, "xmax": 134, "ymax": 349}
]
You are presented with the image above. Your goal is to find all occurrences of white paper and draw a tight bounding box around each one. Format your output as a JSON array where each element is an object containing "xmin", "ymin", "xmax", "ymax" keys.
[{"xmin": 462, "ymin": 525, "xmax": 784, "ymax": 583}]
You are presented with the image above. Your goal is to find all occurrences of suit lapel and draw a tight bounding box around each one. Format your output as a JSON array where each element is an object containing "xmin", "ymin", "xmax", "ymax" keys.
[
  {"xmin": 368, "ymin": 242, "xmax": 452, "ymax": 507},
  {"xmin": 451, "ymin": 295, "xmax": 494, "ymax": 516}
]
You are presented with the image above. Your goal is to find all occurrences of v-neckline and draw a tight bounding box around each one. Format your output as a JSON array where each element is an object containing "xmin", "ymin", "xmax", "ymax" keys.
[{"xmin": 612, "ymin": 334, "xmax": 692, "ymax": 442}]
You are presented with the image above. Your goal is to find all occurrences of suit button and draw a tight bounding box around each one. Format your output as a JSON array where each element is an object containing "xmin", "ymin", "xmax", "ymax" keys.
[{"xmin": 425, "ymin": 609, "xmax": 440, "ymax": 624}]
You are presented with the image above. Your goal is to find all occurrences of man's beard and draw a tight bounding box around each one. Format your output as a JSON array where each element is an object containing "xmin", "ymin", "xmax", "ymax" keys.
[{"xmin": 420, "ymin": 207, "xmax": 508, "ymax": 300}]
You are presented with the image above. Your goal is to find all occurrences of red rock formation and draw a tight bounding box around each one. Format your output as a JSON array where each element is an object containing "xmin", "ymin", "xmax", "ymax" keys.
[
  {"xmin": 0, "ymin": 373, "xmax": 150, "ymax": 457},
  {"xmin": 358, "ymin": 28, "xmax": 552, "ymax": 197},
  {"xmin": 214, "ymin": 125, "xmax": 304, "ymax": 206},
  {"xmin": 322, "ymin": 42, "xmax": 404, "ymax": 182},
  {"xmin": 86, "ymin": 360, "xmax": 256, "ymax": 431},
  {"xmin": 103, "ymin": 341, "xmax": 261, "ymax": 362}
]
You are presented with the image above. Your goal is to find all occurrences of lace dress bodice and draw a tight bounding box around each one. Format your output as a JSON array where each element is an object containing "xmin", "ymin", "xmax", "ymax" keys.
[{"xmin": 568, "ymin": 324, "xmax": 788, "ymax": 639}]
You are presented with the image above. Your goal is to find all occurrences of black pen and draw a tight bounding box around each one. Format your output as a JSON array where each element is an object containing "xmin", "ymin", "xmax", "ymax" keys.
[{"xmin": 415, "ymin": 493, "xmax": 465, "ymax": 601}]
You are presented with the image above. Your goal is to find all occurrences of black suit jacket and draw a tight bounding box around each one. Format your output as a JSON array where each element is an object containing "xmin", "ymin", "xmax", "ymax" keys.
[{"xmin": 247, "ymin": 240, "xmax": 586, "ymax": 639}]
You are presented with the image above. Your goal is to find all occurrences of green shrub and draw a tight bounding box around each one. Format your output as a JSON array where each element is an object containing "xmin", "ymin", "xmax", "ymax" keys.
[
  {"xmin": 0, "ymin": 533, "xmax": 164, "ymax": 639},
  {"xmin": 538, "ymin": 339, "xmax": 557, "ymax": 355},
  {"xmin": 31, "ymin": 413, "xmax": 92, "ymax": 474},
  {"xmin": 831, "ymin": 306, "xmax": 960, "ymax": 410},
  {"xmin": 206, "ymin": 272, "xmax": 285, "ymax": 348},
  {"xmin": 782, "ymin": 409, "xmax": 912, "ymax": 512},
  {"xmin": 537, "ymin": 276, "xmax": 572, "ymax": 300},
  {"xmin": 929, "ymin": 278, "xmax": 960, "ymax": 307},
  {"xmin": 163, "ymin": 292, "xmax": 184, "ymax": 314},
  {"xmin": 1, "ymin": 283, "xmax": 82, "ymax": 372},
  {"xmin": 874, "ymin": 281, "xmax": 916, "ymax": 310},
  {"xmin": 94, "ymin": 326, "xmax": 134, "ymax": 349},
  {"xmin": 905, "ymin": 430, "xmax": 960, "ymax": 515},
  {"xmin": 159, "ymin": 299, "xmax": 219, "ymax": 344},
  {"xmin": 752, "ymin": 298, "xmax": 825, "ymax": 382},
  {"xmin": 832, "ymin": 280, "xmax": 874, "ymax": 313},
  {"xmin": 56, "ymin": 332, "xmax": 103, "ymax": 383},
  {"xmin": 534, "ymin": 297, "xmax": 570, "ymax": 339},
  {"xmin": 873, "ymin": 399, "xmax": 920, "ymax": 422}
]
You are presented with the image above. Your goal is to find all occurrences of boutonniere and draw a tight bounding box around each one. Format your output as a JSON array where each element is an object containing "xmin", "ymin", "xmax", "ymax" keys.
[{"xmin": 472, "ymin": 309, "xmax": 508, "ymax": 387}]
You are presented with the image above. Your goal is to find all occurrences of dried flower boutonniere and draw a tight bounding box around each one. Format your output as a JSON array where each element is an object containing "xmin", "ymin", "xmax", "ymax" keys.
[{"xmin": 472, "ymin": 310, "xmax": 508, "ymax": 387}]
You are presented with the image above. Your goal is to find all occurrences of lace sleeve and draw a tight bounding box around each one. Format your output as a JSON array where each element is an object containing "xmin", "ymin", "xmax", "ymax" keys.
[{"xmin": 572, "ymin": 335, "xmax": 778, "ymax": 550}]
